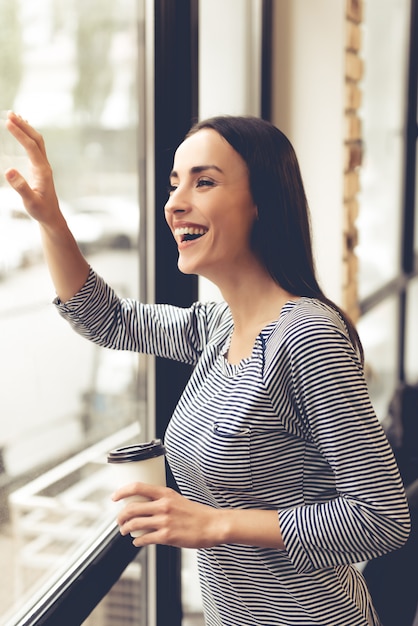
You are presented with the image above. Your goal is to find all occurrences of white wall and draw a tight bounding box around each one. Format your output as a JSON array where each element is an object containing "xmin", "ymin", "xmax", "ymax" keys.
[{"xmin": 271, "ymin": 0, "xmax": 346, "ymax": 305}]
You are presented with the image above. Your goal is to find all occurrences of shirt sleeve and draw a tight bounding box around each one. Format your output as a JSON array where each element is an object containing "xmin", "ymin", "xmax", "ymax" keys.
[
  {"xmin": 54, "ymin": 267, "xmax": 228, "ymax": 365},
  {"xmin": 267, "ymin": 304, "xmax": 411, "ymax": 574}
]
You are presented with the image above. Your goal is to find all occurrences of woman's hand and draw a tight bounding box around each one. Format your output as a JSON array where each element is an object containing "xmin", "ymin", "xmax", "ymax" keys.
[
  {"xmin": 112, "ymin": 483, "xmax": 225, "ymax": 549},
  {"xmin": 3, "ymin": 112, "xmax": 90, "ymax": 301},
  {"xmin": 113, "ymin": 483, "xmax": 285, "ymax": 550},
  {"xmin": 4, "ymin": 112, "xmax": 63, "ymax": 227}
]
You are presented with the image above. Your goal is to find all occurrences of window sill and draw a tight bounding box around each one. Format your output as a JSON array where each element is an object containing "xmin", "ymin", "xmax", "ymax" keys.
[{"xmin": 3, "ymin": 520, "xmax": 139, "ymax": 626}]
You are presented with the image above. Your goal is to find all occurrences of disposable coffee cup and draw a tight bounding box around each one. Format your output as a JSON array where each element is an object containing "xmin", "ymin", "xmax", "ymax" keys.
[{"xmin": 107, "ymin": 439, "xmax": 166, "ymax": 537}]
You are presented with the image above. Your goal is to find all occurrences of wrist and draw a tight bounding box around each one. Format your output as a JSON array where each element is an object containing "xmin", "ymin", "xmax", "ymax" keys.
[
  {"xmin": 200, "ymin": 507, "xmax": 231, "ymax": 547},
  {"xmin": 215, "ymin": 508, "xmax": 233, "ymax": 545},
  {"xmin": 210, "ymin": 508, "xmax": 284, "ymax": 549}
]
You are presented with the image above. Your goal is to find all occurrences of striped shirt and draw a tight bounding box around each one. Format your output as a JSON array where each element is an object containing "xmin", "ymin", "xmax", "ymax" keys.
[{"xmin": 56, "ymin": 269, "xmax": 410, "ymax": 626}]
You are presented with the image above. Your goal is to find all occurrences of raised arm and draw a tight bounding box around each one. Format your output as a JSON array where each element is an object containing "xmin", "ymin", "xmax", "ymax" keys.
[{"xmin": 4, "ymin": 112, "xmax": 90, "ymax": 302}]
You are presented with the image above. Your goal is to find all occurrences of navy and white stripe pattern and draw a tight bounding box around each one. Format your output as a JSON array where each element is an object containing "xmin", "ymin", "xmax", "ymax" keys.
[{"xmin": 56, "ymin": 269, "xmax": 410, "ymax": 626}]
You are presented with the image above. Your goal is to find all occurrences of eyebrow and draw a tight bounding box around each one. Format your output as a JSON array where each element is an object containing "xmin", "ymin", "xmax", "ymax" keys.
[{"xmin": 169, "ymin": 164, "xmax": 224, "ymax": 179}]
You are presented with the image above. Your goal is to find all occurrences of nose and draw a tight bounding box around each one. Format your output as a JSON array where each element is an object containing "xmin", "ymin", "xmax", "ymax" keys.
[{"xmin": 164, "ymin": 186, "xmax": 191, "ymax": 217}]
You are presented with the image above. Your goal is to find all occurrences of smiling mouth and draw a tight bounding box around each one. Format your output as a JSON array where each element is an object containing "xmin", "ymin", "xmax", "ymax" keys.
[{"xmin": 174, "ymin": 226, "xmax": 208, "ymax": 242}]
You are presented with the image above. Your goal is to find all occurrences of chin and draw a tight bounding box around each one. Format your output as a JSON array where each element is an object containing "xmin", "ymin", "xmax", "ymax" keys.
[
  {"xmin": 177, "ymin": 254, "xmax": 216, "ymax": 280},
  {"xmin": 177, "ymin": 258, "xmax": 198, "ymax": 276}
]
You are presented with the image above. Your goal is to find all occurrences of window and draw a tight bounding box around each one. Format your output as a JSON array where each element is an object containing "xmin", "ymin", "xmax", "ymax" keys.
[
  {"xmin": 405, "ymin": 277, "xmax": 418, "ymax": 382},
  {"xmin": 357, "ymin": 298, "xmax": 399, "ymax": 420},
  {"xmin": 357, "ymin": 0, "xmax": 410, "ymax": 299},
  {"xmin": 357, "ymin": 0, "xmax": 417, "ymax": 417},
  {"xmin": 0, "ymin": 1, "xmax": 148, "ymax": 622}
]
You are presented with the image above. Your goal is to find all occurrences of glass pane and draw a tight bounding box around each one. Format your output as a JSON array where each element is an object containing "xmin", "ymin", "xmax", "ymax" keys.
[
  {"xmin": 82, "ymin": 552, "xmax": 146, "ymax": 626},
  {"xmin": 357, "ymin": 0, "xmax": 410, "ymax": 298},
  {"xmin": 357, "ymin": 297, "xmax": 399, "ymax": 421},
  {"xmin": 405, "ymin": 277, "xmax": 418, "ymax": 383},
  {"xmin": 0, "ymin": 0, "xmax": 146, "ymax": 621}
]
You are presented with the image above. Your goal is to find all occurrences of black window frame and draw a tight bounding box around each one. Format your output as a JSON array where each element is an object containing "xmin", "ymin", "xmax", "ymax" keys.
[{"xmin": 153, "ymin": 1, "xmax": 199, "ymax": 625}]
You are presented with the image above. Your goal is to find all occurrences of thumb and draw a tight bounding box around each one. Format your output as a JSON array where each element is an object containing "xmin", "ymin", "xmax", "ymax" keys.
[
  {"xmin": 4, "ymin": 168, "xmax": 35, "ymax": 205},
  {"xmin": 5, "ymin": 167, "xmax": 28, "ymax": 191}
]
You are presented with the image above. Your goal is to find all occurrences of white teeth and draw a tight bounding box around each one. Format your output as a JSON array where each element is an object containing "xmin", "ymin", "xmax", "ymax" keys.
[{"xmin": 174, "ymin": 226, "xmax": 207, "ymax": 237}]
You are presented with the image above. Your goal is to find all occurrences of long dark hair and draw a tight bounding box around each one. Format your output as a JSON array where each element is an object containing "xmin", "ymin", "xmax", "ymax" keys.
[{"xmin": 186, "ymin": 115, "xmax": 363, "ymax": 362}]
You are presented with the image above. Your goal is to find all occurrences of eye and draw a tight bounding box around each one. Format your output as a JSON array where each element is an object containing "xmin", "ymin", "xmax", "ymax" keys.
[
  {"xmin": 167, "ymin": 183, "xmax": 178, "ymax": 194},
  {"xmin": 196, "ymin": 178, "xmax": 215, "ymax": 189}
]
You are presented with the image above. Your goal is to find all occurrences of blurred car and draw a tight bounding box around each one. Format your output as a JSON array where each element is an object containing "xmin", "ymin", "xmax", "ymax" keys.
[
  {"xmin": 0, "ymin": 187, "xmax": 42, "ymax": 279},
  {"xmin": 64, "ymin": 195, "xmax": 139, "ymax": 253}
]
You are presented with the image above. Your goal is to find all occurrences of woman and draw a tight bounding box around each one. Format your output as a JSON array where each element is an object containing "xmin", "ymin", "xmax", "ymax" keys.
[{"xmin": 5, "ymin": 112, "xmax": 410, "ymax": 625}]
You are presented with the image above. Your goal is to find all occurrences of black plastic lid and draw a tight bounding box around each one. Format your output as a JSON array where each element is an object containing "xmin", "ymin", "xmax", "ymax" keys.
[{"xmin": 107, "ymin": 439, "xmax": 165, "ymax": 463}]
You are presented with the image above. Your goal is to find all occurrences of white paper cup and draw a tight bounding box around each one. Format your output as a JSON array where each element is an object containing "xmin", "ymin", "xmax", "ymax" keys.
[{"xmin": 107, "ymin": 439, "xmax": 166, "ymax": 537}]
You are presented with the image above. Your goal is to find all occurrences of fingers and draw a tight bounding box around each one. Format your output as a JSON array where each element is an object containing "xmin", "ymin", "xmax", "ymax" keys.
[
  {"xmin": 4, "ymin": 163, "xmax": 60, "ymax": 226},
  {"xmin": 112, "ymin": 484, "xmax": 165, "ymax": 536},
  {"xmin": 112, "ymin": 481, "xmax": 167, "ymax": 502},
  {"xmin": 114, "ymin": 486, "xmax": 174, "ymax": 538},
  {"xmin": 5, "ymin": 166, "xmax": 41, "ymax": 209},
  {"xmin": 116, "ymin": 500, "xmax": 158, "ymax": 534},
  {"xmin": 113, "ymin": 488, "xmax": 212, "ymax": 549},
  {"xmin": 7, "ymin": 111, "xmax": 39, "ymax": 139},
  {"xmin": 116, "ymin": 498, "xmax": 164, "ymax": 540},
  {"xmin": 2, "ymin": 113, "xmax": 61, "ymax": 224},
  {"xmin": 5, "ymin": 168, "xmax": 33, "ymax": 200},
  {"xmin": 6, "ymin": 111, "xmax": 48, "ymax": 162},
  {"xmin": 114, "ymin": 487, "xmax": 169, "ymax": 529}
]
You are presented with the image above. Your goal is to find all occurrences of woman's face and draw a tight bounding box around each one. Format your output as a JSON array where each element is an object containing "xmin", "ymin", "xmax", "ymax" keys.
[{"xmin": 164, "ymin": 128, "xmax": 258, "ymax": 282}]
